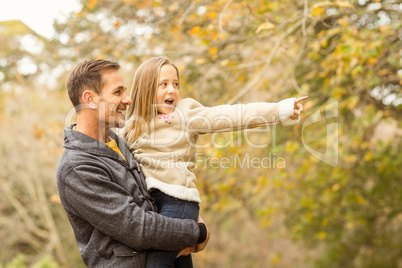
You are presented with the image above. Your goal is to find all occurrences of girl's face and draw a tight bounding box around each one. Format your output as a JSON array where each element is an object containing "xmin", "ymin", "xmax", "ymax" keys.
[{"xmin": 156, "ymin": 64, "xmax": 179, "ymax": 114}]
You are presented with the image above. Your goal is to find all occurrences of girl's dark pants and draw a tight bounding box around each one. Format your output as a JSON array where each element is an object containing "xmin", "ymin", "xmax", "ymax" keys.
[{"xmin": 145, "ymin": 189, "xmax": 200, "ymax": 268}]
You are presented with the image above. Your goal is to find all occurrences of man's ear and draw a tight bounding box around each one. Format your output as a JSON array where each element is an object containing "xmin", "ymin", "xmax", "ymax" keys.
[{"xmin": 82, "ymin": 90, "xmax": 96, "ymax": 109}]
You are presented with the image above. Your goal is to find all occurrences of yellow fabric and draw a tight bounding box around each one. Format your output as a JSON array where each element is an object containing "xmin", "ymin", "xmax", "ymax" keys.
[
  {"xmin": 105, "ymin": 137, "xmax": 127, "ymax": 162},
  {"xmin": 73, "ymin": 126, "xmax": 126, "ymax": 162}
]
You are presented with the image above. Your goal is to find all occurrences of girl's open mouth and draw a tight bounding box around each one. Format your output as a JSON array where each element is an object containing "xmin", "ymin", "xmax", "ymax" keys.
[{"xmin": 165, "ymin": 99, "xmax": 174, "ymax": 105}]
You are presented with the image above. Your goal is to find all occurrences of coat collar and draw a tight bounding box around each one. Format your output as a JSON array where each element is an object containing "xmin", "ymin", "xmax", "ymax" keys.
[{"xmin": 63, "ymin": 124, "xmax": 137, "ymax": 168}]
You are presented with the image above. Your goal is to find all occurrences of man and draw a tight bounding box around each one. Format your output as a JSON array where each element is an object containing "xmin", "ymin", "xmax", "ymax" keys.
[{"xmin": 57, "ymin": 59, "xmax": 208, "ymax": 267}]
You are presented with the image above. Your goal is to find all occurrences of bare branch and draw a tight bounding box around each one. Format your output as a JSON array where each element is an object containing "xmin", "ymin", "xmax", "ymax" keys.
[
  {"xmin": 219, "ymin": 0, "xmax": 233, "ymax": 33},
  {"xmin": 302, "ymin": 0, "xmax": 308, "ymax": 36},
  {"xmin": 227, "ymin": 19, "xmax": 303, "ymax": 104},
  {"xmin": 178, "ymin": 2, "xmax": 197, "ymax": 26}
]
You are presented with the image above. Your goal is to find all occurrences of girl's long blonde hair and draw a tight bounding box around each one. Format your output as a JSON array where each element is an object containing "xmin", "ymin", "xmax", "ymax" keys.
[{"xmin": 124, "ymin": 57, "xmax": 180, "ymax": 145}]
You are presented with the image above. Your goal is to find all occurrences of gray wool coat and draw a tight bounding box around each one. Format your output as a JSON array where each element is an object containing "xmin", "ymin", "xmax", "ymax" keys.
[{"xmin": 57, "ymin": 125, "xmax": 200, "ymax": 267}]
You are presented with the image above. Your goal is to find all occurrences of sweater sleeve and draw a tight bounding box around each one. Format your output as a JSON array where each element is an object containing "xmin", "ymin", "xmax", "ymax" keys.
[
  {"xmin": 60, "ymin": 164, "xmax": 199, "ymax": 251},
  {"xmin": 179, "ymin": 98, "xmax": 298, "ymax": 134}
]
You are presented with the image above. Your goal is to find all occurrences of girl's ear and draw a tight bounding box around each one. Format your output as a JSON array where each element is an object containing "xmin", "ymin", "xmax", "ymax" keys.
[{"xmin": 82, "ymin": 90, "xmax": 96, "ymax": 109}]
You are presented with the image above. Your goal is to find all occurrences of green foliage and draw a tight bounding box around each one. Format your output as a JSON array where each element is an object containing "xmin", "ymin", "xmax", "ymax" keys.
[
  {"xmin": 0, "ymin": 254, "xmax": 26, "ymax": 268},
  {"xmin": 31, "ymin": 255, "xmax": 59, "ymax": 268},
  {"xmin": 0, "ymin": 254, "xmax": 59, "ymax": 268}
]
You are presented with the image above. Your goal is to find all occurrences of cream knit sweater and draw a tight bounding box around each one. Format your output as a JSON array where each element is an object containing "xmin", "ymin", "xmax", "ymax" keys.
[{"xmin": 126, "ymin": 98, "xmax": 299, "ymax": 203}]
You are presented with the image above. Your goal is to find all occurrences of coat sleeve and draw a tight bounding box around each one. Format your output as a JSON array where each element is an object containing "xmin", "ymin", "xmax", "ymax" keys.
[
  {"xmin": 180, "ymin": 98, "xmax": 299, "ymax": 135},
  {"xmin": 59, "ymin": 163, "xmax": 199, "ymax": 251}
]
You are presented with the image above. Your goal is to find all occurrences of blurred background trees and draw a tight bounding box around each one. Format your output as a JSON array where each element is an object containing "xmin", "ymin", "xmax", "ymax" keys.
[{"xmin": 0, "ymin": 0, "xmax": 401, "ymax": 267}]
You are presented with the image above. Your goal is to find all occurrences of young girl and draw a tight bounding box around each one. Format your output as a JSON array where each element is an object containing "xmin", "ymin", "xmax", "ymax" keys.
[{"xmin": 123, "ymin": 57, "xmax": 307, "ymax": 267}]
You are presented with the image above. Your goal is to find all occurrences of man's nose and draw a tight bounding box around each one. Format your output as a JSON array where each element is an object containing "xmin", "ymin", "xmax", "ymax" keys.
[{"xmin": 122, "ymin": 93, "xmax": 132, "ymax": 105}]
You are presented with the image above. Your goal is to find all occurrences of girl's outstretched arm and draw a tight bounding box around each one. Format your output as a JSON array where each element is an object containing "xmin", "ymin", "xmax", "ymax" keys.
[{"xmin": 180, "ymin": 97, "xmax": 308, "ymax": 134}]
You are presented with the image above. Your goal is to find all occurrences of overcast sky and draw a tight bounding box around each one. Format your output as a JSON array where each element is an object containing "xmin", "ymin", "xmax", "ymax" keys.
[{"xmin": 0, "ymin": 0, "xmax": 81, "ymax": 38}]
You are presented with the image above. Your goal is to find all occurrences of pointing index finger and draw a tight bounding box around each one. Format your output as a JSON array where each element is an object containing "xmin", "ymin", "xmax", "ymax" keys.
[{"xmin": 295, "ymin": 96, "xmax": 309, "ymax": 103}]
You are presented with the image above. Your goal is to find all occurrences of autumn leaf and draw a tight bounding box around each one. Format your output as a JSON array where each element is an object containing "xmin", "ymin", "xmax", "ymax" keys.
[
  {"xmin": 317, "ymin": 231, "xmax": 326, "ymax": 240},
  {"xmin": 208, "ymin": 11, "xmax": 218, "ymax": 19},
  {"xmin": 87, "ymin": 0, "xmax": 97, "ymax": 10},
  {"xmin": 256, "ymin": 22, "xmax": 275, "ymax": 34},
  {"xmin": 311, "ymin": 6, "xmax": 325, "ymax": 17},
  {"xmin": 271, "ymin": 253, "xmax": 281, "ymax": 265},
  {"xmin": 189, "ymin": 26, "xmax": 201, "ymax": 35},
  {"xmin": 208, "ymin": 47, "xmax": 218, "ymax": 60},
  {"xmin": 210, "ymin": 32, "xmax": 219, "ymax": 41},
  {"xmin": 33, "ymin": 125, "xmax": 45, "ymax": 139}
]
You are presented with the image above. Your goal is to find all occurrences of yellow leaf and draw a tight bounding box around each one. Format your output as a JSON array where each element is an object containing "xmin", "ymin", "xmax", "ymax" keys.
[
  {"xmin": 332, "ymin": 183, "xmax": 340, "ymax": 191},
  {"xmin": 189, "ymin": 26, "xmax": 201, "ymax": 35},
  {"xmin": 208, "ymin": 11, "xmax": 217, "ymax": 19},
  {"xmin": 367, "ymin": 57, "xmax": 377, "ymax": 66},
  {"xmin": 87, "ymin": 0, "xmax": 97, "ymax": 10},
  {"xmin": 256, "ymin": 22, "xmax": 275, "ymax": 33},
  {"xmin": 356, "ymin": 195, "xmax": 365, "ymax": 204},
  {"xmin": 210, "ymin": 32, "xmax": 219, "ymax": 41},
  {"xmin": 208, "ymin": 47, "xmax": 218, "ymax": 60},
  {"xmin": 273, "ymin": 180, "xmax": 282, "ymax": 188},
  {"xmin": 271, "ymin": 253, "xmax": 281, "ymax": 265},
  {"xmin": 364, "ymin": 151, "xmax": 373, "ymax": 162},
  {"xmin": 286, "ymin": 182, "xmax": 294, "ymax": 190},
  {"xmin": 208, "ymin": 47, "xmax": 218, "ymax": 55},
  {"xmin": 320, "ymin": 39, "xmax": 329, "ymax": 48},
  {"xmin": 317, "ymin": 231, "xmax": 326, "ymax": 239},
  {"xmin": 262, "ymin": 218, "xmax": 271, "ymax": 228},
  {"xmin": 311, "ymin": 6, "xmax": 325, "ymax": 17},
  {"xmin": 346, "ymin": 154, "xmax": 357, "ymax": 163},
  {"xmin": 347, "ymin": 96, "xmax": 359, "ymax": 109},
  {"xmin": 33, "ymin": 125, "xmax": 45, "ymax": 139}
]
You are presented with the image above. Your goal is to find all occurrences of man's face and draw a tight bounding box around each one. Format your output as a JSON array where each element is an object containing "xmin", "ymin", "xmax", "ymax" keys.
[{"xmin": 95, "ymin": 69, "xmax": 132, "ymax": 128}]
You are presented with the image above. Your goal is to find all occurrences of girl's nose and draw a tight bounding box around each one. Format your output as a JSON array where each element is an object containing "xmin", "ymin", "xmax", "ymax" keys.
[{"xmin": 167, "ymin": 85, "xmax": 174, "ymax": 93}]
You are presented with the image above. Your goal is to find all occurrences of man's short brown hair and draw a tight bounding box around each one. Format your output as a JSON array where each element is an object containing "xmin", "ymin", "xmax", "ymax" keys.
[{"xmin": 66, "ymin": 59, "xmax": 120, "ymax": 110}]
